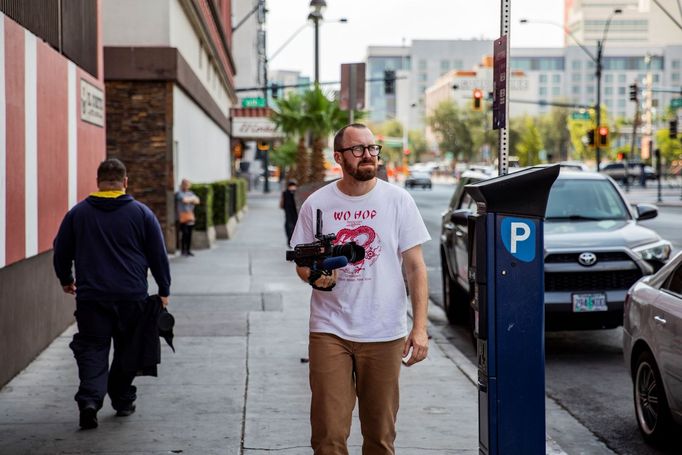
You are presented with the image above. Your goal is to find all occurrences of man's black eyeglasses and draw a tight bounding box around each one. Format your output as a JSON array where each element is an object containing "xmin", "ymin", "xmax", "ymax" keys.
[{"xmin": 337, "ymin": 144, "xmax": 382, "ymax": 157}]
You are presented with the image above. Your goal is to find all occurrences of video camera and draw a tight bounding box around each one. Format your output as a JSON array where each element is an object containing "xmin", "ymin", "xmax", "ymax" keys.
[{"xmin": 286, "ymin": 209, "xmax": 365, "ymax": 290}]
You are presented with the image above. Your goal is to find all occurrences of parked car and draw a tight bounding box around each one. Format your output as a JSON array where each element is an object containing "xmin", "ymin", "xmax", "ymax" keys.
[
  {"xmin": 440, "ymin": 168, "xmax": 672, "ymax": 330},
  {"xmin": 601, "ymin": 161, "xmax": 657, "ymax": 182},
  {"xmin": 405, "ymin": 171, "xmax": 432, "ymax": 189},
  {"xmin": 623, "ymin": 251, "xmax": 682, "ymax": 445}
]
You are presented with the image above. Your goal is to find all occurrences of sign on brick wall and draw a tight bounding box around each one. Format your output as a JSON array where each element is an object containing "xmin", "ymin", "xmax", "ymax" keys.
[{"xmin": 80, "ymin": 79, "xmax": 104, "ymax": 127}]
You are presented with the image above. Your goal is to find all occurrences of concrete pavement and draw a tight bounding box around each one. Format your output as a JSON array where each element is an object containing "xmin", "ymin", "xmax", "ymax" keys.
[{"xmin": 0, "ymin": 188, "xmax": 613, "ymax": 454}]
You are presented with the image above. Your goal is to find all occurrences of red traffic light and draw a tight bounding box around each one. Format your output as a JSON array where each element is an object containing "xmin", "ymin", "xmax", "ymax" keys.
[
  {"xmin": 404, "ymin": 149, "xmax": 411, "ymax": 155},
  {"xmin": 473, "ymin": 89, "xmax": 483, "ymax": 99},
  {"xmin": 598, "ymin": 126, "xmax": 608, "ymax": 136}
]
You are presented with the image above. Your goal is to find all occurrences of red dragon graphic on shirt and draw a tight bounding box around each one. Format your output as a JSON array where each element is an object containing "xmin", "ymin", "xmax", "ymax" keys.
[{"xmin": 334, "ymin": 226, "xmax": 382, "ymax": 276}]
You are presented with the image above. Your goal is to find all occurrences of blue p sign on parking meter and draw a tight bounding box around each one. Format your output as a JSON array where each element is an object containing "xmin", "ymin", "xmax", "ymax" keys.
[
  {"xmin": 466, "ymin": 165, "xmax": 559, "ymax": 455},
  {"xmin": 501, "ymin": 217, "xmax": 536, "ymax": 262}
]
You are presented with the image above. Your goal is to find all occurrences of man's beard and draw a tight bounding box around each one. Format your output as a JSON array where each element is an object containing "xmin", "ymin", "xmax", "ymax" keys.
[{"xmin": 343, "ymin": 159, "xmax": 377, "ymax": 181}]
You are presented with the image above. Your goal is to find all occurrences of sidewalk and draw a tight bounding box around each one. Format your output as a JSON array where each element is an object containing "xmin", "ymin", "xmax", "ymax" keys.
[{"xmin": 0, "ymin": 190, "xmax": 610, "ymax": 454}]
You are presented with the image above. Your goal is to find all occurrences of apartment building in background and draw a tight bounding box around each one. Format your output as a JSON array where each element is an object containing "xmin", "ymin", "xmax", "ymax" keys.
[
  {"xmin": 565, "ymin": 0, "xmax": 682, "ymax": 47},
  {"xmin": 103, "ymin": 0, "xmax": 238, "ymax": 252}
]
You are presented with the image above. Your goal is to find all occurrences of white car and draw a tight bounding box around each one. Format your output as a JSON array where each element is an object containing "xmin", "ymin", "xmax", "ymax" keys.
[{"xmin": 623, "ymin": 251, "xmax": 682, "ymax": 445}]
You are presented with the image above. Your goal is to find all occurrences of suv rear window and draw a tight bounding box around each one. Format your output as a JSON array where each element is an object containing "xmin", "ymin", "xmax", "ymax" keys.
[{"xmin": 546, "ymin": 179, "xmax": 629, "ymax": 221}]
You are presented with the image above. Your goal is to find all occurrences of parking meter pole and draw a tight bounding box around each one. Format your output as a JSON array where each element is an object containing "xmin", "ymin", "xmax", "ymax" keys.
[{"xmin": 466, "ymin": 165, "xmax": 560, "ymax": 455}]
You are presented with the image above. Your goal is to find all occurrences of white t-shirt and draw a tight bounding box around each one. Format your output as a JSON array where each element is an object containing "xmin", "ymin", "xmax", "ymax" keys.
[{"xmin": 290, "ymin": 179, "xmax": 431, "ymax": 342}]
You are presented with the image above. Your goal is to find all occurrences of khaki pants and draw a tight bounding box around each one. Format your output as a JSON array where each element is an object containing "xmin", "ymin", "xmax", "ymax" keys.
[{"xmin": 309, "ymin": 332, "xmax": 405, "ymax": 455}]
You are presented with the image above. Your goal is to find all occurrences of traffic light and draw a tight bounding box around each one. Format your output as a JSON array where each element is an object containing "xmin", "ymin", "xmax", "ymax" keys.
[
  {"xmin": 384, "ymin": 69, "xmax": 396, "ymax": 95},
  {"xmin": 617, "ymin": 152, "xmax": 625, "ymax": 160},
  {"xmin": 587, "ymin": 129, "xmax": 595, "ymax": 146},
  {"xmin": 597, "ymin": 126, "xmax": 609, "ymax": 147},
  {"xmin": 670, "ymin": 119, "xmax": 678, "ymax": 139},
  {"xmin": 257, "ymin": 141, "xmax": 270, "ymax": 151},
  {"xmin": 472, "ymin": 88, "xmax": 483, "ymax": 111},
  {"xmin": 628, "ymin": 83, "xmax": 638, "ymax": 102},
  {"xmin": 271, "ymin": 83, "xmax": 279, "ymax": 99}
]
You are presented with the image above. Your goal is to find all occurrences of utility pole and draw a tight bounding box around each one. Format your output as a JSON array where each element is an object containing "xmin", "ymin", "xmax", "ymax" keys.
[
  {"xmin": 643, "ymin": 54, "xmax": 654, "ymax": 162},
  {"xmin": 595, "ymin": 40, "xmax": 603, "ymax": 172}
]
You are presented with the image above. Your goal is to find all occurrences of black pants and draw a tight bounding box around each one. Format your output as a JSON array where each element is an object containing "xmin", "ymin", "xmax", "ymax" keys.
[
  {"xmin": 180, "ymin": 223, "xmax": 194, "ymax": 254},
  {"xmin": 70, "ymin": 299, "xmax": 143, "ymax": 410}
]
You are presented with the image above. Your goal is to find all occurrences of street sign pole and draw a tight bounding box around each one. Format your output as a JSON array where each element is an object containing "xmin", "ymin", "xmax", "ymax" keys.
[{"xmin": 493, "ymin": 0, "xmax": 511, "ymax": 177}]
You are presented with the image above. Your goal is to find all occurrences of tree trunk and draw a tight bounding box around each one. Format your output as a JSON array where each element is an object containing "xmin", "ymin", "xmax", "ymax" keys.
[
  {"xmin": 293, "ymin": 136, "xmax": 309, "ymax": 185},
  {"xmin": 309, "ymin": 136, "xmax": 326, "ymax": 183}
]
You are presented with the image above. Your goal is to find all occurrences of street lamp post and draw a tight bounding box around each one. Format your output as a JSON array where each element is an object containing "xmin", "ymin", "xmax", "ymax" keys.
[
  {"xmin": 520, "ymin": 9, "xmax": 621, "ymax": 171},
  {"xmin": 308, "ymin": 0, "xmax": 326, "ymax": 85}
]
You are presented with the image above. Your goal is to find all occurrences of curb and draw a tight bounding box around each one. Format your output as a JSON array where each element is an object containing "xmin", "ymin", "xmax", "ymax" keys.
[{"xmin": 424, "ymin": 301, "xmax": 617, "ymax": 455}]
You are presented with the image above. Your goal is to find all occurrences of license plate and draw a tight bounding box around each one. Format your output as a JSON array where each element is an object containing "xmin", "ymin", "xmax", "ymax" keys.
[{"xmin": 572, "ymin": 293, "xmax": 608, "ymax": 312}]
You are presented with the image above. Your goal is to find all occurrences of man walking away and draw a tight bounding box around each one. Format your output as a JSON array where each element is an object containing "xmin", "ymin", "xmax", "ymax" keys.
[{"xmin": 53, "ymin": 158, "xmax": 171, "ymax": 430}]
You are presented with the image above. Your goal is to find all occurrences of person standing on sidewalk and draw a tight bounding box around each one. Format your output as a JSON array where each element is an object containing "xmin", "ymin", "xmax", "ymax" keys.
[
  {"xmin": 53, "ymin": 158, "xmax": 171, "ymax": 430},
  {"xmin": 280, "ymin": 178, "xmax": 299, "ymax": 244},
  {"xmin": 176, "ymin": 178, "xmax": 200, "ymax": 256},
  {"xmin": 290, "ymin": 123, "xmax": 431, "ymax": 454}
]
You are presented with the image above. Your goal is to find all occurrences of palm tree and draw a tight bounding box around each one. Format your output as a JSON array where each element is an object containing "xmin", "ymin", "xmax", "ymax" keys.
[
  {"xmin": 303, "ymin": 87, "xmax": 364, "ymax": 183},
  {"xmin": 271, "ymin": 93, "xmax": 310, "ymax": 184}
]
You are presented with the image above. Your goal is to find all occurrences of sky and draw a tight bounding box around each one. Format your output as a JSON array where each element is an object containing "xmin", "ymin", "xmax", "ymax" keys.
[{"xmin": 265, "ymin": 0, "xmax": 566, "ymax": 84}]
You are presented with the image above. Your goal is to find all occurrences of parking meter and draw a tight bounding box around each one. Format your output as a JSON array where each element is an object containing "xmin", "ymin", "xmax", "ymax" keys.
[{"xmin": 465, "ymin": 165, "xmax": 559, "ymax": 455}]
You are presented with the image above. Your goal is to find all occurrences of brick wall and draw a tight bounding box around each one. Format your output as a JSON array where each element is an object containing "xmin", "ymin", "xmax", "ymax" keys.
[{"xmin": 105, "ymin": 80, "xmax": 176, "ymax": 252}]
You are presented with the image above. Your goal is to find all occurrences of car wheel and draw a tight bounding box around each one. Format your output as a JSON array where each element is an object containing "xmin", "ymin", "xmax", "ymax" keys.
[
  {"xmin": 441, "ymin": 254, "xmax": 468, "ymax": 325},
  {"xmin": 634, "ymin": 350, "xmax": 674, "ymax": 445}
]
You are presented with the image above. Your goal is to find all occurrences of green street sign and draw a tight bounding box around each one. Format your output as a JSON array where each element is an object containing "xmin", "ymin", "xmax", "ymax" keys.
[
  {"xmin": 571, "ymin": 111, "xmax": 591, "ymax": 120},
  {"xmin": 241, "ymin": 97, "xmax": 266, "ymax": 108},
  {"xmin": 671, "ymin": 98, "xmax": 682, "ymax": 109}
]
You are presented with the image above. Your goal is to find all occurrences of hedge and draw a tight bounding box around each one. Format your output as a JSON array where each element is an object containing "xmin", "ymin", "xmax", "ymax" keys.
[
  {"xmin": 211, "ymin": 181, "xmax": 229, "ymax": 226},
  {"xmin": 225, "ymin": 178, "xmax": 247, "ymax": 212},
  {"xmin": 191, "ymin": 184, "xmax": 213, "ymax": 231}
]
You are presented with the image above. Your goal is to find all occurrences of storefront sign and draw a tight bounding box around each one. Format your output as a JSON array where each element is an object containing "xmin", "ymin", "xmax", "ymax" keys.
[
  {"xmin": 80, "ymin": 79, "xmax": 104, "ymax": 127},
  {"xmin": 232, "ymin": 117, "xmax": 283, "ymax": 139}
]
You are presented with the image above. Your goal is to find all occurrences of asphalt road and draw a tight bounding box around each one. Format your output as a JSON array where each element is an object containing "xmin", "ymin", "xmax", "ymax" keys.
[{"xmin": 407, "ymin": 182, "xmax": 682, "ymax": 455}]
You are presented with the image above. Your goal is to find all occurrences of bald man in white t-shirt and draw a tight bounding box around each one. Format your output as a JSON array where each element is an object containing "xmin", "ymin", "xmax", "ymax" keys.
[{"xmin": 290, "ymin": 123, "xmax": 431, "ymax": 455}]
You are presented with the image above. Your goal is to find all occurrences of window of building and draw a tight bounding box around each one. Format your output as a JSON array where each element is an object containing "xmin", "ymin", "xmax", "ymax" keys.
[
  {"xmin": 420, "ymin": 85, "xmax": 427, "ymax": 93},
  {"xmin": 618, "ymin": 99, "xmax": 626, "ymax": 108},
  {"xmin": 572, "ymin": 85, "xmax": 580, "ymax": 94},
  {"xmin": 672, "ymin": 60, "xmax": 680, "ymax": 69},
  {"xmin": 539, "ymin": 87, "xmax": 547, "ymax": 96},
  {"xmin": 673, "ymin": 73, "xmax": 680, "ymax": 82},
  {"xmin": 418, "ymin": 59, "xmax": 427, "ymax": 70},
  {"xmin": 604, "ymin": 74, "xmax": 613, "ymax": 83},
  {"xmin": 552, "ymin": 86, "xmax": 561, "ymax": 97},
  {"xmin": 441, "ymin": 60, "xmax": 450, "ymax": 72},
  {"xmin": 572, "ymin": 73, "xmax": 581, "ymax": 82},
  {"xmin": 618, "ymin": 86, "xmax": 626, "ymax": 95},
  {"xmin": 419, "ymin": 72, "xmax": 428, "ymax": 81},
  {"xmin": 552, "ymin": 74, "xmax": 561, "ymax": 84},
  {"xmin": 654, "ymin": 73, "xmax": 661, "ymax": 83},
  {"xmin": 539, "ymin": 74, "xmax": 548, "ymax": 83},
  {"xmin": 618, "ymin": 74, "xmax": 626, "ymax": 83},
  {"xmin": 605, "ymin": 87, "xmax": 613, "ymax": 95},
  {"xmin": 586, "ymin": 85, "xmax": 594, "ymax": 94},
  {"xmin": 618, "ymin": 111, "xmax": 626, "ymax": 118},
  {"xmin": 587, "ymin": 60, "xmax": 595, "ymax": 70},
  {"xmin": 572, "ymin": 60, "xmax": 581, "ymax": 71},
  {"xmin": 453, "ymin": 59, "xmax": 463, "ymax": 70}
]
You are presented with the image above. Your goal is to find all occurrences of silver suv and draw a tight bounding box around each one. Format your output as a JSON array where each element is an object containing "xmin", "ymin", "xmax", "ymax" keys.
[{"xmin": 440, "ymin": 169, "xmax": 672, "ymax": 330}]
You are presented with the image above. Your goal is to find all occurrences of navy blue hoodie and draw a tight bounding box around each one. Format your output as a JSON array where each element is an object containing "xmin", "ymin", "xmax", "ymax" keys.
[{"xmin": 53, "ymin": 194, "xmax": 171, "ymax": 301}]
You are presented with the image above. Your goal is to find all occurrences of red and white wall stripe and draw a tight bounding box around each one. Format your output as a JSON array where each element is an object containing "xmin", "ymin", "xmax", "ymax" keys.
[{"xmin": 0, "ymin": 12, "xmax": 105, "ymax": 269}]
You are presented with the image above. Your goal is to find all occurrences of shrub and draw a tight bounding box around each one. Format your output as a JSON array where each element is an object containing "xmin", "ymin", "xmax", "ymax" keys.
[
  {"xmin": 211, "ymin": 181, "xmax": 229, "ymax": 226},
  {"xmin": 190, "ymin": 184, "xmax": 213, "ymax": 231}
]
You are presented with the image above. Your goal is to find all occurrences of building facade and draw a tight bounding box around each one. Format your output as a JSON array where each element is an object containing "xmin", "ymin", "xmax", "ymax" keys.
[
  {"xmin": 0, "ymin": 2, "xmax": 106, "ymax": 387},
  {"xmin": 103, "ymin": 0, "xmax": 238, "ymax": 252},
  {"xmin": 365, "ymin": 46, "xmax": 410, "ymax": 124},
  {"xmin": 565, "ymin": 0, "xmax": 682, "ymax": 47}
]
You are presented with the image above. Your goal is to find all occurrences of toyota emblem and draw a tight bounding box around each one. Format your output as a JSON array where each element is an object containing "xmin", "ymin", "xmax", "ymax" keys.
[{"xmin": 578, "ymin": 252, "xmax": 598, "ymax": 266}]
